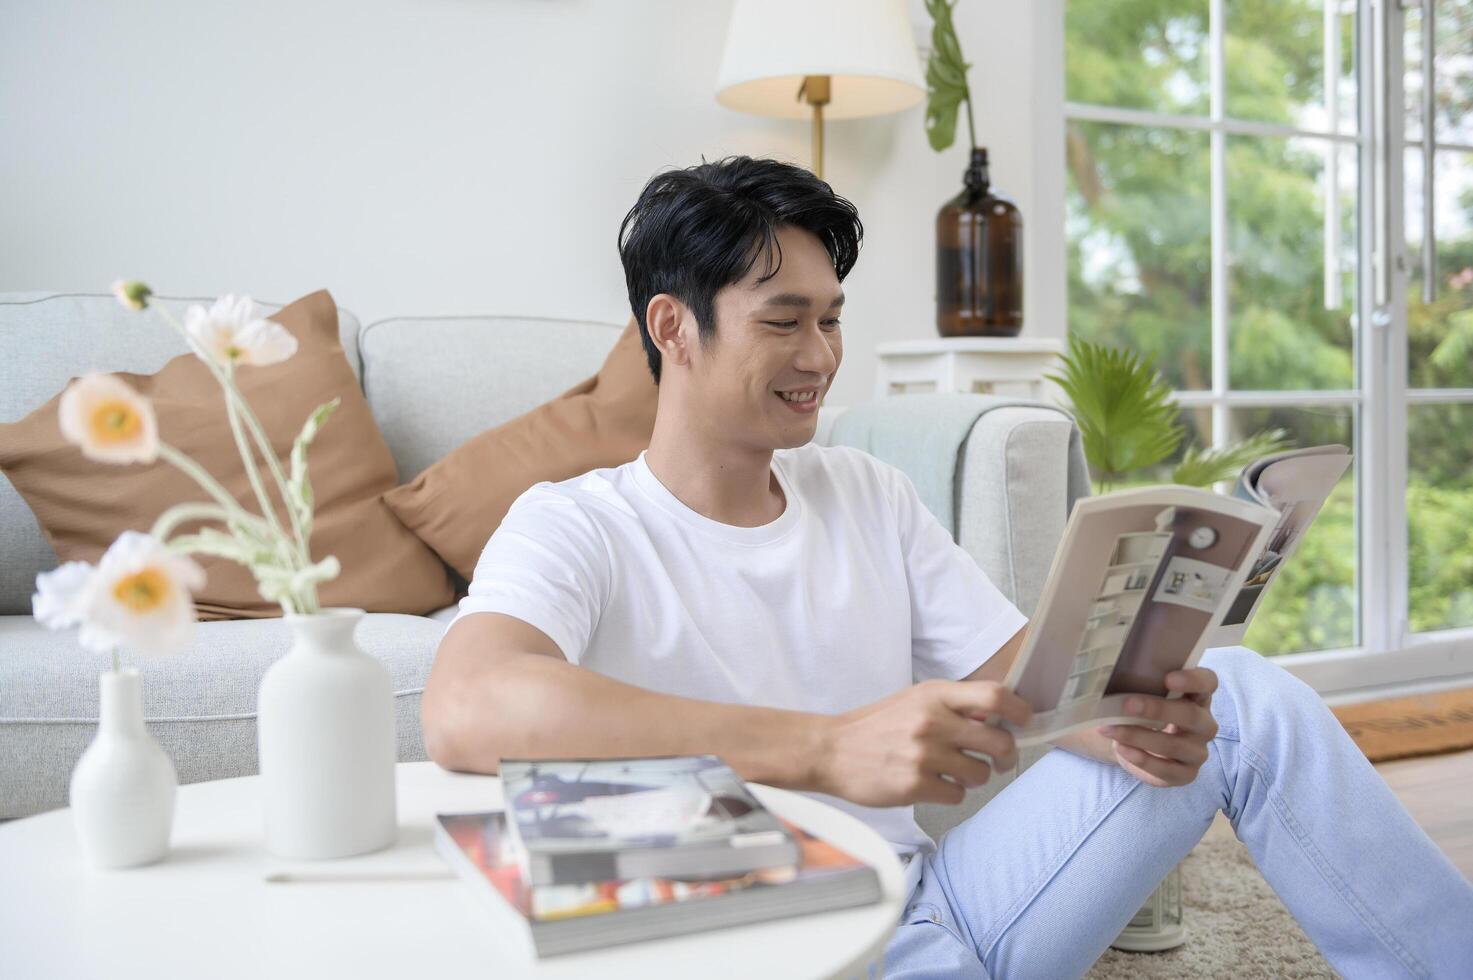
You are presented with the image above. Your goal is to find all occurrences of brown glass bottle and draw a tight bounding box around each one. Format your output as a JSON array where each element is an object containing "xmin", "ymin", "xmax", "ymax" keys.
[{"xmin": 936, "ymin": 147, "xmax": 1023, "ymax": 337}]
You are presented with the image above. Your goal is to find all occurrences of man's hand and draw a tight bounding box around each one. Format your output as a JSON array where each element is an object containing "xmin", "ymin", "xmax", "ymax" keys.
[
  {"xmin": 814, "ymin": 680, "xmax": 1034, "ymax": 808},
  {"xmin": 1070, "ymin": 667, "xmax": 1219, "ymax": 788}
]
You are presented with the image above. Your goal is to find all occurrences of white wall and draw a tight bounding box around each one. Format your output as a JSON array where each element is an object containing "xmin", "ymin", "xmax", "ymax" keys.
[{"xmin": 0, "ymin": 0, "xmax": 1063, "ymax": 408}]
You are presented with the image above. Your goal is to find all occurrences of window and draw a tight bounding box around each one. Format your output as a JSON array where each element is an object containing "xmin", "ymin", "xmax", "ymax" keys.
[{"xmin": 1065, "ymin": 1, "xmax": 1473, "ymax": 692}]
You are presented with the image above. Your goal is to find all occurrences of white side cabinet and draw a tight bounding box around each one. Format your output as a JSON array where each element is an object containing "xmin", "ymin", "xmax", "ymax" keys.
[{"xmin": 874, "ymin": 337, "xmax": 1065, "ymax": 400}]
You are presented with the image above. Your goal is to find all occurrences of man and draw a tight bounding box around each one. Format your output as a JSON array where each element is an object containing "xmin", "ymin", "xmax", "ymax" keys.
[{"xmin": 423, "ymin": 156, "xmax": 1472, "ymax": 977}]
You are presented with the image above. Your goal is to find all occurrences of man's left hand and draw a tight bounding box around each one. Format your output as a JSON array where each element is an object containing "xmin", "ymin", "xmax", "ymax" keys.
[{"xmin": 1096, "ymin": 667, "xmax": 1219, "ymax": 787}]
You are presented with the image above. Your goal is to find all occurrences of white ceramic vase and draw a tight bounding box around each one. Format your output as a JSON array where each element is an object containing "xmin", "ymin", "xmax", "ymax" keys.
[
  {"xmin": 256, "ymin": 607, "xmax": 398, "ymax": 859},
  {"xmin": 69, "ymin": 667, "xmax": 178, "ymax": 869}
]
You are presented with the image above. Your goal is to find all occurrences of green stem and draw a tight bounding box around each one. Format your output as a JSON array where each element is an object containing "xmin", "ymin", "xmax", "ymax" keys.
[
  {"xmin": 221, "ymin": 362, "xmax": 293, "ymax": 561},
  {"xmin": 158, "ymin": 443, "xmax": 261, "ymax": 526},
  {"xmin": 111, "ymin": 647, "xmax": 120, "ymax": 673},
  {"xmin": 955, "ymin": 1, "xmax": 977, "ymax": 149},
  {"xmin": 151, "ymin": 501, "xmax": 267, "ymax": 542},
  {"xmin": 153, "ymin": 304, "xmax": 309, "ymax": 562}
]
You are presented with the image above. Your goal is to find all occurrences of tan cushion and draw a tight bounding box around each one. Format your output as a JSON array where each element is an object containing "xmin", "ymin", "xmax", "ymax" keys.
[
  {"xmin": 0, "ymin": 289, "xmax": 455, "ymax": 619},
  {"xmin": 384, "ymin": 317, "xmax": 657, "ymax": 580}
]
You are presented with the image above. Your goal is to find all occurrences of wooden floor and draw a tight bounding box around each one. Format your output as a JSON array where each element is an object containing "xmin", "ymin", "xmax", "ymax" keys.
[
  {"xmin": 1204, "ymin": 747, "xmax": 1473, "ymax": 881},
  {"xmin": 1375, "ymin": 748, "xmax": 1473, "ymax": 880}
]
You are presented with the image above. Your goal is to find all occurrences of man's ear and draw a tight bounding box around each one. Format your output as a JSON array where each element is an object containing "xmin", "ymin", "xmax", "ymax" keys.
[{"xmin": 645, "ymin": 294, "xmax": 691, "ymax": 370}]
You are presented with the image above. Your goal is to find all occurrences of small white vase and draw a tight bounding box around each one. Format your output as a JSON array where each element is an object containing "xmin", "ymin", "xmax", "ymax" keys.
[
  {"xmin": 69, "ymin": 667, "xmax": 178, "ymax": 869},
  {"xmin": 257, "ymin": 607, "xmax": 398, "ymax": 859}
]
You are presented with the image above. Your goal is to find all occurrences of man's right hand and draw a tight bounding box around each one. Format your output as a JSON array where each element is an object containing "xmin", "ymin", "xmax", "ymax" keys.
[{"xmin": 814, "ymin": 680, "xmax": 1034, "ymax": 807}]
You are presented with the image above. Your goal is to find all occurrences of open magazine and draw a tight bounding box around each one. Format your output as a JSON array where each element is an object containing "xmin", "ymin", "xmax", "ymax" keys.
[{"xmin": 999, "ymin": 445, "xmax": 1351, "ymax": 748}]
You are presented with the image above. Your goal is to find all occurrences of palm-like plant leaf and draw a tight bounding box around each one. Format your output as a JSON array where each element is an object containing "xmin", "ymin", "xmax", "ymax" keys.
[
  {"xmin": 923, "ymin": 0, "xmax": 971, "ymax": 151},
  {"xmin": 1171, "ymin": 428, "xmax": 1291, "ymax": 487},
  {"xmin": 1046, "ymin": 335, "xmax": 1183, "ymax": 490}
]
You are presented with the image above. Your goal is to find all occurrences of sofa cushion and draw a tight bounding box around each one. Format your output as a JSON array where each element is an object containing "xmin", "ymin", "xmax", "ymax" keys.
[
  {"xmin": 0, "ymin": 291, "xmax": 363, "ymax": 615},
  {"xmin": 0, "ymin": 611, "xmax": 443, "ymax": 819},
  {"xmin": 384, "ymin": 318, "xmax": 657, "ymax": 579},
  {"xmin": 359, "ymin": 315, "xmax": 624, "ymax": 482},
  {"xmin": 0, "ymin": 290, "xmax": 454, "ymax": 619}
]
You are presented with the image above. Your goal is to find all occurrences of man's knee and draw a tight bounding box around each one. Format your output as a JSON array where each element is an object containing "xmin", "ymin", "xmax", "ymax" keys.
[{"xmin": 1199, "ymin": 644, "xmax": 1326, "ymax": 730}]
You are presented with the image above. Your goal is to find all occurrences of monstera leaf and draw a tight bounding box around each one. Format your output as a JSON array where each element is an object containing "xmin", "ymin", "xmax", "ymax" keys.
[
  {"xmin": 924, "ymin": 0, "xmax": 973, "ymax": 151},
  {"xmin": 1046, "ymin": 335, "xmax": 1184, "ymax": 491}
]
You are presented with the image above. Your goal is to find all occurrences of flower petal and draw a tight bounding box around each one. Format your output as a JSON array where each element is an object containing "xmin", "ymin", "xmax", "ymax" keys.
[
  {"xmin": 233, "ymin": 319, "xmax": 298, "ymax": 366},
  {"xmin": 58, "ymin": 373, "xmax": 160, "ymax": 465},
  {"xmin": 88, "ymin": 531, "xmax": 202, "ymax": 656},
  {"xmin": 32, "ymin": 561, "xmax": 97, "ymax": 630}
]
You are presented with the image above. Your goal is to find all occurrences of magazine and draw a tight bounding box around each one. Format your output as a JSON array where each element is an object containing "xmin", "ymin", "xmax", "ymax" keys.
[
  {"xmin": 433, "ymin": 809, "xmax": 881, "ymax": 958},
  {"xmin": 998, "ymin": 445, "xmax": 1351, "ymax": 748},
  {"xmin": 500, "ymin": 756, "xmax": 800, "ymax": 886}
]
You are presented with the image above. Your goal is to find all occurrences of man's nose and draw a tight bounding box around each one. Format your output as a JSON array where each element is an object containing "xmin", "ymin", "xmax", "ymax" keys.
[{"xmin": 795, "ymin": 322, "xmax": 838, "ymax": 377}]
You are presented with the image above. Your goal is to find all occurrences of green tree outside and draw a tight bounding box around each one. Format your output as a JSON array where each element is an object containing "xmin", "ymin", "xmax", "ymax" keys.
[{"xmin": 1065, "ymin": 0, "xmax": 1473, "ymax": 654}]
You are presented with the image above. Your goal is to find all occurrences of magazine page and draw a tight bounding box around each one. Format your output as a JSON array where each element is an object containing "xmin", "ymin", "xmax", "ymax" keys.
[
  {"xmin": 1212, "ymin": 445, "xmax": 1352, "ymax": 646},
  {"xmin": 999, "ymin": 487, "xmax": 1276, "ymax": 748}
]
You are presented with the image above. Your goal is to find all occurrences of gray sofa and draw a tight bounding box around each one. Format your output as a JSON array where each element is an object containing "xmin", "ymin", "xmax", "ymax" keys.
[{"xmin": 0, "ymin": 291, "xmax": 1088, "ymax": 833}]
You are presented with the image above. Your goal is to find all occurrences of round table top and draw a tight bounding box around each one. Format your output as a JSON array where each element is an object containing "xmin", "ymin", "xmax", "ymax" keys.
[{"xmin": 0, "ymin": 760, "xmax": 905, "ymax": 979}]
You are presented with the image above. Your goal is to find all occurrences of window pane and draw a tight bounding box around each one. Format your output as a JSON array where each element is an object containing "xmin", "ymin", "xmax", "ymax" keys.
[
  {"xmin": 1409, "ymin": 403, "xmax": 1473, "ymax": 633},
  {"xmin": 1067, "ymin": 122, "xmax": 1211, "ymax": 390},
  {"xmin": 1227, "ymin": 135, "xmax": 1357, "ymax": 390},
  {"xmin": 1234, "ymin": 405, "xmax": 1358, "ymax": 655},
  {"xmin": 1066, "ymin": 0, "xmax": 1208, "ymax": 115},
  {"xmin": 1225, "ymin": 0, "xmax": 1358, "ymax": 134},
  {"xmin": 1405, "ymin": 0, "xmax": 1473, "ymax": 145},
  {"xmin": 1406, "ymin": 148, "xmax": 1473, "ymax": 389}
]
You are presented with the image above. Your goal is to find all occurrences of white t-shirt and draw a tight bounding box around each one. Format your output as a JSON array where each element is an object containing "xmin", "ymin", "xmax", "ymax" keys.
[{"xmin": 450, "ymin": 444, "xmax": 1026, "ymax": 897}]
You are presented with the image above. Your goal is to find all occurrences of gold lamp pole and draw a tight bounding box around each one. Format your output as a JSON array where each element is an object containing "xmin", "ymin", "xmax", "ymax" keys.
[{"xmin": 797, "ymin": 75, "xmax": 832, "ymax": 179}]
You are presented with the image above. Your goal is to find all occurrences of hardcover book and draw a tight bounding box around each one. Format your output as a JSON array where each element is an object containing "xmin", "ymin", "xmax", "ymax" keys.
[
  {"xmin": 499, "ymin": 755, "xmax": 801, "ymax": 886},
  {"xmin": 434, "ymin": 807, "xmax": 881, "ymax": 957}
]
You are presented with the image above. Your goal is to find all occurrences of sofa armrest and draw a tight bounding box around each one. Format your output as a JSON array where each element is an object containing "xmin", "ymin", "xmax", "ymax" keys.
[
  {"xmin": 954, "ymin": 404, "xmax": 1090, "ymax": 618},
  {"xmin": 821, "ymin": 395, "xmax": 1088, "ymax": 618}
]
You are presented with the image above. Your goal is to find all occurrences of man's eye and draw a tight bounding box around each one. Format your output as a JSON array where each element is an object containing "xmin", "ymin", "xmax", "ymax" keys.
[
  {"xmin": 766, "ymin": 321, "xmax": 799, "ymax": 328},
  {"xmin": 822, "ymin": 318, "xmax": 842, "ymax": 329}
]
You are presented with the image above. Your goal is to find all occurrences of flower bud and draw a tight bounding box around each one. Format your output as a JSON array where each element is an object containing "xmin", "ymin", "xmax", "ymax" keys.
[{"xmin": 111, "ymin": 280, "xmax": 153, "ymax": 311}]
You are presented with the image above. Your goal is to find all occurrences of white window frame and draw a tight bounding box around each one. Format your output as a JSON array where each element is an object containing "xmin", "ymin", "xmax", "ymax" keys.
[{"xmin": 1064, "ymin": 0, "xmax": 1473, "ymax": 700}]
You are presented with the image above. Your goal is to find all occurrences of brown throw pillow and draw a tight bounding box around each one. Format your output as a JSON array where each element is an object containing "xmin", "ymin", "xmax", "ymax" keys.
[
  {"xmin": 384, "ymin": 317, "xmax": 658, "ymax": 580},
  {"xmin": 0, "ymin": 289, "xmax": 455, "ymax": 620}
]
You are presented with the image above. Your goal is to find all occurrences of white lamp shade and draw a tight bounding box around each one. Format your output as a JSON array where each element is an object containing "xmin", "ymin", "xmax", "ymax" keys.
[{"xmin": 716, "ymin": 0, "xmax": 926, "ymax": 121}]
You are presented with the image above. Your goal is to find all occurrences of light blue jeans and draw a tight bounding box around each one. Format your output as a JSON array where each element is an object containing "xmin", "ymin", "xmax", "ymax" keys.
[{"xmin": 885, "ymin": 646, "xmax": 1473, "ymax": 979}]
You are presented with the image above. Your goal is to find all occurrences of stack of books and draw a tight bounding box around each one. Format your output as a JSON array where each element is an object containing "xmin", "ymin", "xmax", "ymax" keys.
[{"xmin": 433, "ymin": 755, "xmax": 881, "ymax": 957}]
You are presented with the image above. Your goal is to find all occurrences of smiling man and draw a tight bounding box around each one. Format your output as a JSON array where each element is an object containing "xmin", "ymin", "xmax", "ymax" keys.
[{"xmin": 422, "ymin": 156, "xmax": 1473, "ymax": 977}]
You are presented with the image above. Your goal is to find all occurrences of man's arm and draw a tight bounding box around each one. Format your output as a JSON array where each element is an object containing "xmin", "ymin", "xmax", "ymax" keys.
[
  {"xmin": 422, "ymin": 612, "xmax": 1033, "ymax": 808},
  {"xmin": 422, "ymin": 612, "xmax": 828, "ymax": 790}
]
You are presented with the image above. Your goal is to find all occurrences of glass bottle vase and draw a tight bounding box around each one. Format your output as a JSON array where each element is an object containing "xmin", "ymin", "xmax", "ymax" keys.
[{"xmin": 936, "ymin": 146, "xmax": 1024, "ymax": 337}]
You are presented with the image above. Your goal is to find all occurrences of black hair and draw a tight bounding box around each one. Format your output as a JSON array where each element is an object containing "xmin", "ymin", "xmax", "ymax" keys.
[{"xmin": 617, "ymin": 155, "xmax": 864, "ymax": 383}]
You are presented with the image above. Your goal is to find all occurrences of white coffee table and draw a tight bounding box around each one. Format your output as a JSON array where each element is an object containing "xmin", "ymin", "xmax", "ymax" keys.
[{"xmin": 0, "ymin": 760, "xmax": 905, "ymax": 979}]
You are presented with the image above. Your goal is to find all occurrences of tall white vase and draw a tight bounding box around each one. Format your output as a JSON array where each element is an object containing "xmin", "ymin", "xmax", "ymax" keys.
[
  {"xmin": 69, "ymin": 667, "xmax": 178, "ymax": 869},
  {"xmin": 256, "ymin": 607, "xmax": 398, "ymax": 859}
]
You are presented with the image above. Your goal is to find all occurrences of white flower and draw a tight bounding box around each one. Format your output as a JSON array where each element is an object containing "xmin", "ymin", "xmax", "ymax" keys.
[
  {"xmin": 110, "ymin": 280, "xmax": 152, "ymax": 311},
  {"xmin": 58, "ymin": 373, "xmax": 160, "ymax": 464},
  {"xmin": 184, "ymin": 294, "xmax": 297, "ymax": 367},
  {"xmin": 78, "ymin": 531, "xmax": 206, "ymax": 656},
  {"xmin": 32, "ymin": 561, "xmax": 99, "ymax": 630}
]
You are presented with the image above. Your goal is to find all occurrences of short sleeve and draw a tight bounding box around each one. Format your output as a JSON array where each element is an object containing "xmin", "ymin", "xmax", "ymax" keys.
[
  {"xmin": 447, "ymin": 487, "xmax": 611, "ymax": 663},
  {"xmin": 881, "ymin": 463, "xmax": 1028, "ymax": 682}
]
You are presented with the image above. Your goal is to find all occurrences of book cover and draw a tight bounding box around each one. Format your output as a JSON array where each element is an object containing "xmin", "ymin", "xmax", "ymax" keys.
[
  {"xmin": 499, "ymin": 755, "xmax": 801, "ymax": 886},
  {"xmin": 434, "ymin": 808, "xmax": 882, "ymax": 957}
]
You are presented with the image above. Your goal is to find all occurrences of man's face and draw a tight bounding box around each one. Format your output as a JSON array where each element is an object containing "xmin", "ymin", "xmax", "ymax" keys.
[{"xmin": 684, "ymin": 224, "xmax": 844, "ymax": 451}]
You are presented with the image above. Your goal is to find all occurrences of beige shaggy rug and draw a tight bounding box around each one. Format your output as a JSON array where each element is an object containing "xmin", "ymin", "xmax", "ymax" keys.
[{"xmin": 1085, "ymin": 833, "xmax": 1336, "ymax": 979}]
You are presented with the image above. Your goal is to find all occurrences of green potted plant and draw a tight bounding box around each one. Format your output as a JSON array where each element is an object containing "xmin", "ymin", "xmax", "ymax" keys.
[{"xmin": 1046, "ymin": 334, "xmax": 1289, "ymax": 493}]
